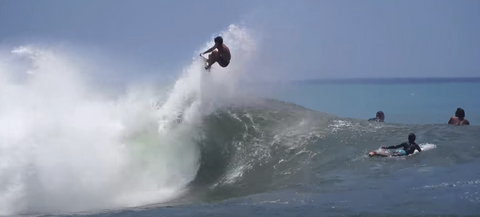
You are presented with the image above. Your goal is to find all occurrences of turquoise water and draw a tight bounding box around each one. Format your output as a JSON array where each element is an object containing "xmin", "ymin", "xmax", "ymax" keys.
[{"xmin": 269, "ymin": 82, "xmax": 480, "ymax": 125}]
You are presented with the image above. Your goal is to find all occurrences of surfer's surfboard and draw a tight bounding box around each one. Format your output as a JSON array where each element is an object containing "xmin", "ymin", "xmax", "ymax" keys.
[
  {"xmin": 200, "ymin": 55, "xmax": 210, "ymax": 72},
  {"xmin": 368, "ymin": 143, "xmax": 436, "ymax": 158}
]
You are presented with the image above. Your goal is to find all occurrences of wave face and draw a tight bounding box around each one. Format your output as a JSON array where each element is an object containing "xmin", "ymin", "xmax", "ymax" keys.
[{"xmin": 1, "ymin": 24, "xmax": 480, "ymax": 217}]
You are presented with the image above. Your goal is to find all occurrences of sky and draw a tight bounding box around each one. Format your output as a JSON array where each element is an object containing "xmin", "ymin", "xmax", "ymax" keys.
[{"xmin": 1, "ymin": 0, "xmax": 479, "ymax": 80}]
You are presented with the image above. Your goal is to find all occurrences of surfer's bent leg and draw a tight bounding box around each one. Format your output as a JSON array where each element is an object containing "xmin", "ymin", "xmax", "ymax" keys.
[
  {"xmin": 217, "ymin": 56, "xmax": 229, "ymax": 67},
  {"xmin": 206, "ymin": 50, "xmax": 230, "ymax": 69},
  {"xmin": 206, "ymin": 51, "xmax": 218, "ymax": 69}
]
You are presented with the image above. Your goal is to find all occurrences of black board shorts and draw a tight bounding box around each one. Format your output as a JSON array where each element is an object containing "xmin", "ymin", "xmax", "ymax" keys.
[{"xmin": 217, "ymin": 56, "xmax": 230, "ymax": 67}]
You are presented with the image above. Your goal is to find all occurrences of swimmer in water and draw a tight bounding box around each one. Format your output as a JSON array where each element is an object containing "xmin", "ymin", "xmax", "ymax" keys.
[
  {"xmin": 368, "ymin": 111, "xmax": 385, "ymax": 122},
  {"xmin": 448, "ymin": 108, "xmax": 470, "ymax": 125},
  {"xmin": 369, "ymin": 133, "xmax": 422, "ymax": 157}
]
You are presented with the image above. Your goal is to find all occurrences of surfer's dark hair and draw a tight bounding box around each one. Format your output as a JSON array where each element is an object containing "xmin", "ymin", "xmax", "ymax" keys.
[
  {"xmin": 214, "ymin": 36, "xmax": 223, "ymax": 44},
  {"xmin": 455, "ymin": 108, "xmax": 465, "ymax": 118},
  {"xmin": 408, "ymin": 133, "xmax": 416, "ymax": 142},
  {"xmin": 376, "ymin": 111, "xmax": 385, "ymax": 121}
]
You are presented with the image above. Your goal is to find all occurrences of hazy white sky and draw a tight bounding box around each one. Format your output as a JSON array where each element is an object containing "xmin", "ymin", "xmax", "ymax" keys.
[{"xmin": 1, "ymin": 0, "xmax": 479, "ymax": 79}]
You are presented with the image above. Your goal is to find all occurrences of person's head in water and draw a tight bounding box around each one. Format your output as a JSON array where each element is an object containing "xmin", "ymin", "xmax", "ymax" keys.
[
  {"xmin": 455, "ymin": 108, "xmax": 465, "ymax": 119},
  {"xmin": 408, "ymin": 133, "xmax": 416, "ymax": 143},
  {"xmin": 376, "ymin": 111, "xmax": 385, "ymax": 122},
  {"xmin": 214, "ymin": 36, "xmax": 223, "ymax": 45}
]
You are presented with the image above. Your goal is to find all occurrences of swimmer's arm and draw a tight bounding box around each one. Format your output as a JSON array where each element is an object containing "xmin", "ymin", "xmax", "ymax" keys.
[
  {"xmin": 448, "ymin": 117, "xmax": 454, "ymax": 124},
  {"xmin": 384, "ymin": 142, "xmax": 408, "ymax": 149},
  {"xmin": 416, "ymin": 145, "xmax": 422, "ymax": 152}
]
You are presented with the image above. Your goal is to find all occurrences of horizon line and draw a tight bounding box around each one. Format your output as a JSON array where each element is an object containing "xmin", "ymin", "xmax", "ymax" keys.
[{"xmin": 292, "ymin": 76, "xmax": 480, "ymax": 84}]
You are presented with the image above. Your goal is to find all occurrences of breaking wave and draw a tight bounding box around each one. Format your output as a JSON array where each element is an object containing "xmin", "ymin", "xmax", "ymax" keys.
[{"xmin": 3, "ymin": 24, "xmax": 480, "ymax": 217}]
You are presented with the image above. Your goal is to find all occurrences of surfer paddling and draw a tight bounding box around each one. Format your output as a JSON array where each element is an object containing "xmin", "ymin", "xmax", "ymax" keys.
[
  {"xmin": 200, "ymin": 36, "xmax": 231, "ymax": 70},
  {"xmin": 369, "ymin": 133, "xmax": 422, "ymax": 157}
]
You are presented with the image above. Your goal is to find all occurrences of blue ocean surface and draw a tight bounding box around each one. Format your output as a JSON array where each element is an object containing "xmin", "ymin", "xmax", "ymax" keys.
[{"xmin": 269, "ymin": 78, "xmax": 480, "ymax": 126}]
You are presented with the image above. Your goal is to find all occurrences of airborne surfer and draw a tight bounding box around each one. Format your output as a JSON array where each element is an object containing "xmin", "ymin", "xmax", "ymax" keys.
[
  {"xmin": 369, "ymin": 133, "xmax": 422, "ymax": 157},
  {"xmin": 200, "ymin": 36, "xmax": 231, "ymax": 70}
]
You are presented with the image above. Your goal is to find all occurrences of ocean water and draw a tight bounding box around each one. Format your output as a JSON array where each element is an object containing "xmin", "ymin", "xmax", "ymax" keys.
[
  {"xmin": 1, "ymin": 25, "xmax": 480, "ymax": 217},
  {"xmin": 269, "ymin": 81, "xmax": 480, "ymax": 126}
]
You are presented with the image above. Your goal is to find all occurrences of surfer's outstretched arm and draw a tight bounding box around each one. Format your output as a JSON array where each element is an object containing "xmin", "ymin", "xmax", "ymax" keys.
[
  {"xmin": 369, "ymin": 151, "xmax": 390, "ymax": 157},
  {"xmin": 382, "ymin": 142, "xmax": 408, "ymax": 150},
  {"xmin": 201, "ymin": 45, "xmax": 217, "ymax": 55}
]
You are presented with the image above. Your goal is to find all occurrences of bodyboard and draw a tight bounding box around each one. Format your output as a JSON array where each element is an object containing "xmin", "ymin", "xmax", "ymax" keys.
[{"xmin": 368, "ymin": 143, "xmax": 436, "ymax": 158}]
